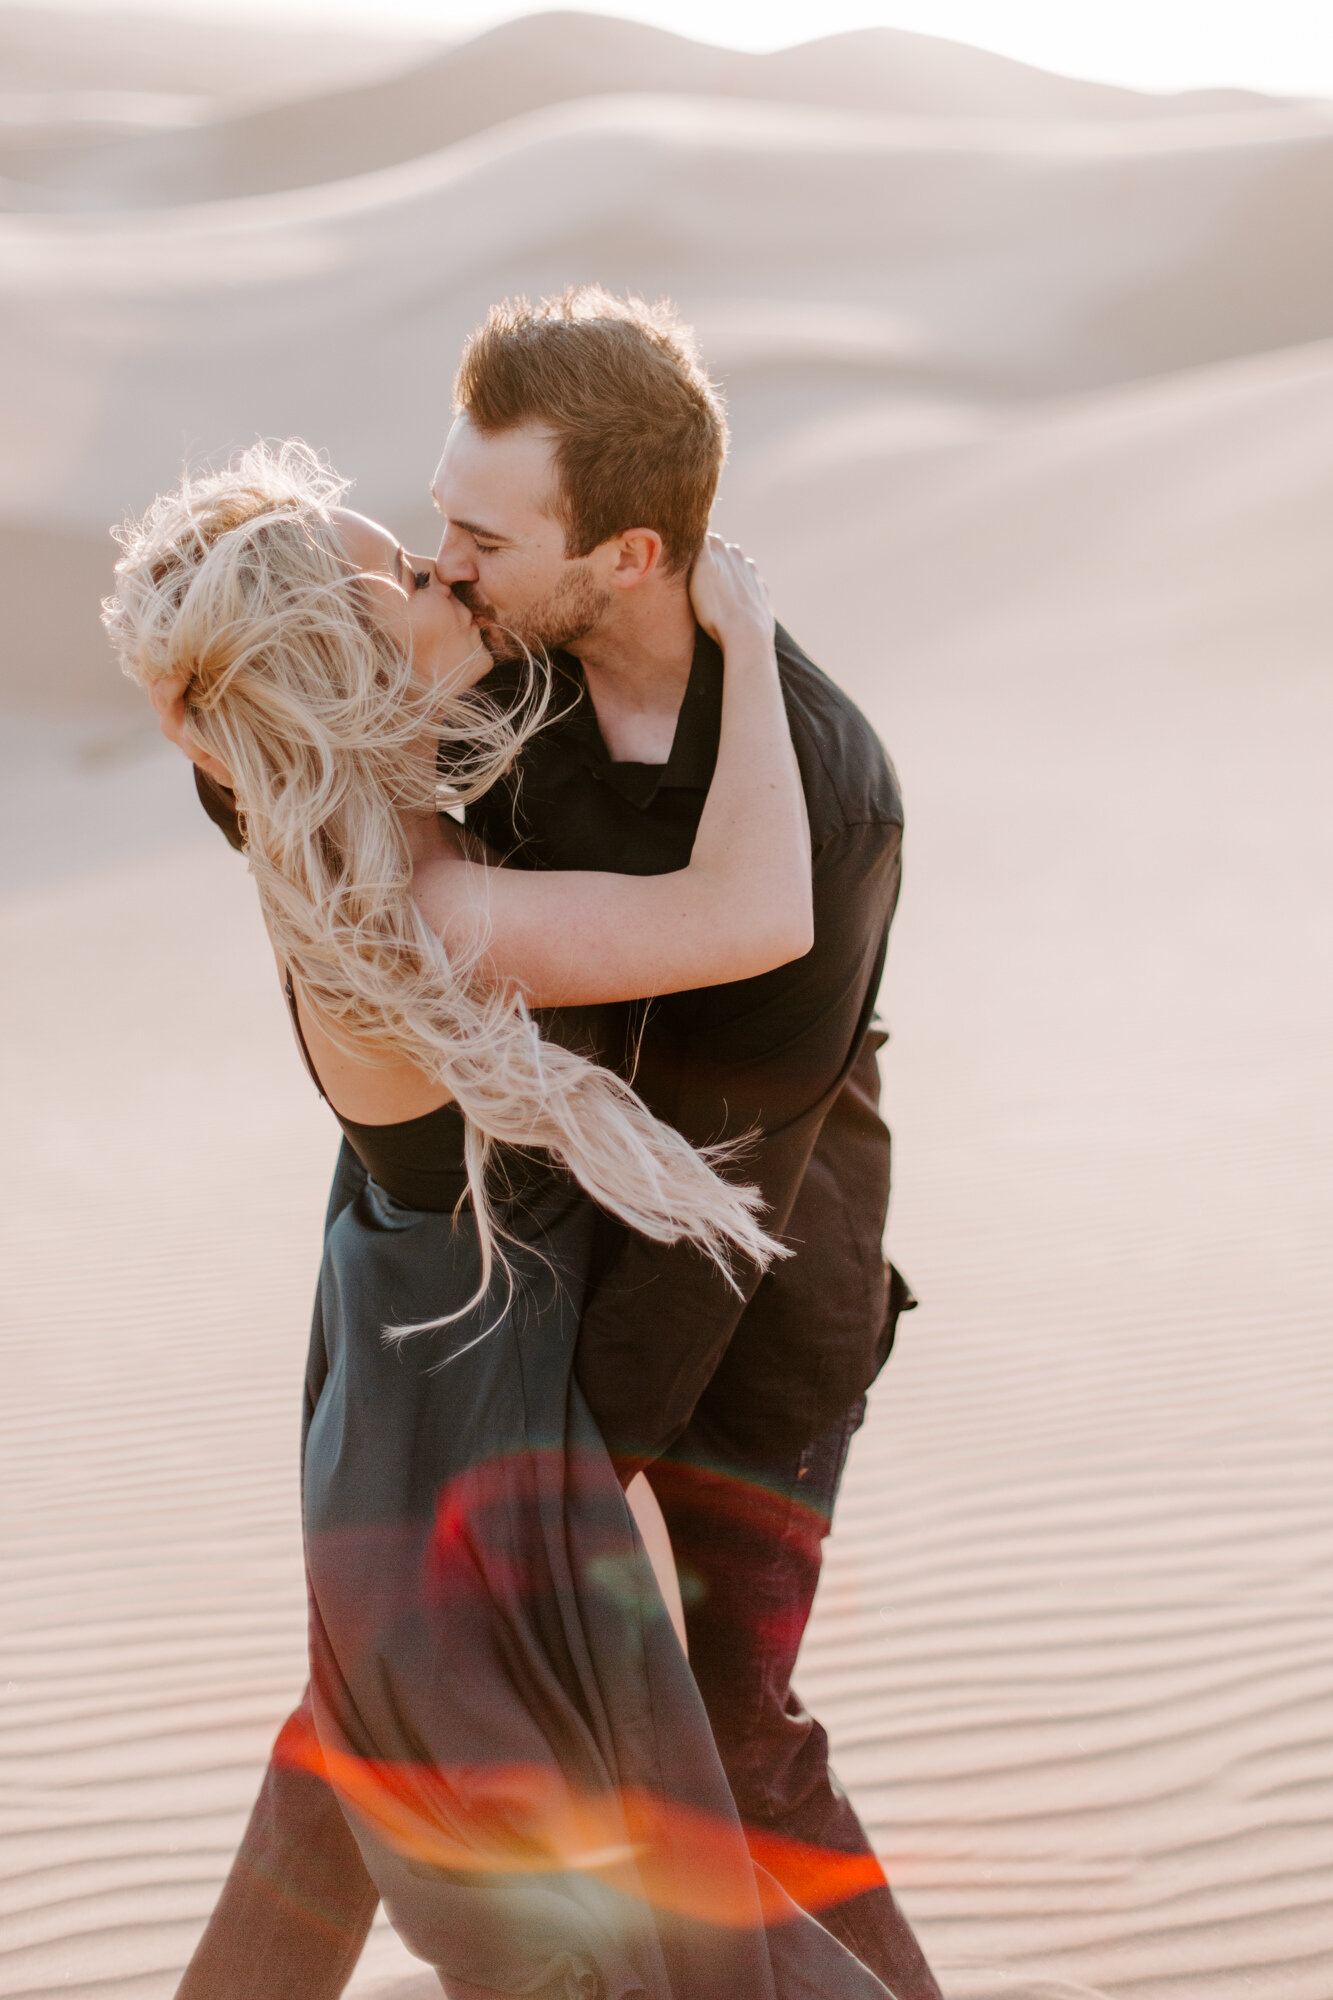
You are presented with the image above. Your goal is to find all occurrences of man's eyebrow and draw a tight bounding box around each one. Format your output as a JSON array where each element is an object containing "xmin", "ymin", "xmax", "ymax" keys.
[{"xmin": 433, "ymin": 504, "xmax": 513, "ymax": 546}]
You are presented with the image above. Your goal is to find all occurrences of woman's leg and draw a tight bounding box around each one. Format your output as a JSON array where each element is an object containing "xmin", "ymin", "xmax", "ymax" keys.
[
  {"xmin": 174, "ymin": 1691, "xmax": 379, "ymax": 2000},
  {"xmin": 625, "ymin": 1471, "xmax": 688, "ymax": 1653}
]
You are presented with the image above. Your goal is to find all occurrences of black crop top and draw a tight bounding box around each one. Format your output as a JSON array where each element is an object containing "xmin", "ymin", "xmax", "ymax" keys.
[{"xmin": 283, "ymin": 971, "xmax": 469, "ymax": 1213}]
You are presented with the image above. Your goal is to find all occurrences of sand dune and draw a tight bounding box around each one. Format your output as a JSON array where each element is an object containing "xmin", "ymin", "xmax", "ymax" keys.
[
  {"xmin": 10, "ymin": 94, "xmax": 1333, "ymax": 413},
  {"xmin": 0, "ymin": 4, "xmax": 427, "ymax": 110},
  {"xmin": 1, "ymin": 7, "xmax": 1329, "ymax": 1998},
  {"xmin": 3, "ymin": 9, "xmax": 1332, "ymax": 700},
  {"xmin": 4, "ymin": 58, "xmax": 1333, "ymax": 712},
  {"xmin": 0, "ymin": 9, "xmax": 1276, "ymax": 215}
]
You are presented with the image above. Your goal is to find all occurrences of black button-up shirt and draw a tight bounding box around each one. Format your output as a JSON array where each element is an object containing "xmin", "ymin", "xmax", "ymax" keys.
[
  {"xmin": 194, "ymin": 622, "xmax": 908, "ymax": 1466},
  {"xmin": 465, "ymin": 623, "xmax": 907, "ymax": 1465}
]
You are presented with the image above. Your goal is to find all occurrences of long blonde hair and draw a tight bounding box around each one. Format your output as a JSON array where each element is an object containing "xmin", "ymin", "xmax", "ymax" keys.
[{"xmin": 103, "ymin": 441, "xmax": 778, "ymax": 1296}]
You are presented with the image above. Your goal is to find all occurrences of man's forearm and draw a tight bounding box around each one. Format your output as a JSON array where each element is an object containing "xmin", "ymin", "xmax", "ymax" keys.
[{"xmin": 194, "ymin": 767, "xmax": 247, "ymax": 852}]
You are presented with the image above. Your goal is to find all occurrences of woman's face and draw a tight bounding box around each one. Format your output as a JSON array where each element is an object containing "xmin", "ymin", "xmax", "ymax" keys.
[{"xmin": 332, "ymin": 509, "xmax": 489, "ymax": 693}]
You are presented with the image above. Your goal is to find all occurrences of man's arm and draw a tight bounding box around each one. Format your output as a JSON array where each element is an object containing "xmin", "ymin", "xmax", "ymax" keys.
[
  {"xmin": 194, "ymin": 767, "xmax": 247, "ymax": 851},
  {"xmin": 573, "ymin": 820, "xmax": 902, "ymax": 1474}
]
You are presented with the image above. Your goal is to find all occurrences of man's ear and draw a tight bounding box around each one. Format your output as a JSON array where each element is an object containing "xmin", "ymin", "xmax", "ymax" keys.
[{"xmin": 608, "ymin": 528, "xmax": 664, "ymax": 588}]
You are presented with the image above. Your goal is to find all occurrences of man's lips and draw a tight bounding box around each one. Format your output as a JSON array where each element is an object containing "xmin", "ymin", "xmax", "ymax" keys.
[{"xmin": 452, "ymin": 591, "xmax": 494, "ymax": 625}]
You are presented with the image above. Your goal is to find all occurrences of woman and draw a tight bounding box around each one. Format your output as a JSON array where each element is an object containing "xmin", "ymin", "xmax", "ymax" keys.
[{"xmin": 105, "ymin": 442, "xmax": 889, "ymax": 1999}]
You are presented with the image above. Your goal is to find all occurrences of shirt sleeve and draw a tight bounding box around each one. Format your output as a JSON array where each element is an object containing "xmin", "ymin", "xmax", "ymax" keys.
[
  {"xmin": 573, "ymin": 818, "xmax": 902, "ymax": 1473},
  {"xmin": 192, "ymin": 766, "xmax": 246, "ymax": 851}
]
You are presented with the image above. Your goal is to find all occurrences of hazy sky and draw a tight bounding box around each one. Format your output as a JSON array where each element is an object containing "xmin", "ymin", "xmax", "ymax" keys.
[{"xmin": 25, "ymin": 0, "xmax": 1333, "ymax": 98}]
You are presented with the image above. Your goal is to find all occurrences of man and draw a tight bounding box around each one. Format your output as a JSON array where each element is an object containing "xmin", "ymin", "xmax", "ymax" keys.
[{"xmin": 177, "ymin": 288, "xmax": 940, "ymax": 2000}]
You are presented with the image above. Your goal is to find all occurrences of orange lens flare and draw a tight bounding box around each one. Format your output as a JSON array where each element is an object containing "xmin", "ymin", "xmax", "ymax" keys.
[{"xmin": 275, "ymin": 1709, "xmax": 884, "ymax": 1929}]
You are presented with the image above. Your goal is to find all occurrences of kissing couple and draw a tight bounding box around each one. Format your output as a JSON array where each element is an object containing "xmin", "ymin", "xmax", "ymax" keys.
[{"xmin": 107, "ymin": 287, "xmax": 941, "ymax": 2000}]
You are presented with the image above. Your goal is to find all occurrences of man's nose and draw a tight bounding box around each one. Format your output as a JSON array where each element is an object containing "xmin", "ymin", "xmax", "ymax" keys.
[{"xmin": 433, "ymin": 523, "xmax": 477, "ymax": 585}]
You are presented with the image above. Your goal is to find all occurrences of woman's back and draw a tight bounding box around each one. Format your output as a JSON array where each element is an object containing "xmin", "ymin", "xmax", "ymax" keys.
[{"xmin": 284, "ymin": 969, "xmax": 473, "ymax": 1211}]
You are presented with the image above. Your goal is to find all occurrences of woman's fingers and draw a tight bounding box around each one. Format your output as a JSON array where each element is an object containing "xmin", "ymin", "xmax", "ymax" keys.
[
  {"xmin": 147, "ymin": 673, "xmax": 191, "ymax": 749},
  {"xmin": 689, "ymin": 534, "xmax": 773, "ymax": 640},
  {"xmin": 146, "ymin": 672, "xmax": 235, "ymax": 787}
]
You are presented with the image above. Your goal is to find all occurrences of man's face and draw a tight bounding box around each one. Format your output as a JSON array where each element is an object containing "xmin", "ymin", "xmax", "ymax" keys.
[{"xmin": 432, "ymin": 415, "xmax": 613, "ymax": 662}]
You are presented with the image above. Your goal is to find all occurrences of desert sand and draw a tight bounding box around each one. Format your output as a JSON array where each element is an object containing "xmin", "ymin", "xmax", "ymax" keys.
[{"xmin": 1, "ymin": 8, "xmax": 1330, "ymax": 1998}]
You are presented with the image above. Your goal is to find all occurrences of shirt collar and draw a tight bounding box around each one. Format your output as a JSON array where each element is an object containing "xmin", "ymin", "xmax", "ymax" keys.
[{"xmin": 555, "ymin": 625, "xmax": 722, "ymax": 810}]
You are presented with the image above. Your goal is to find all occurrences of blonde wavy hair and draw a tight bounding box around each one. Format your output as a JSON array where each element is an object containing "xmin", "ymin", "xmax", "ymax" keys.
[{"xmin": 102, "ymin": 441, "xmax": 778, "ymax": 1303}]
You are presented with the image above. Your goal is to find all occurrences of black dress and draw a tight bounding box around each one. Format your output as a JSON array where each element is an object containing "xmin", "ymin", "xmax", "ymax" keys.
[{"xmin": 285, "ymin": 979, "xmax": 890, "ymax": 2000}]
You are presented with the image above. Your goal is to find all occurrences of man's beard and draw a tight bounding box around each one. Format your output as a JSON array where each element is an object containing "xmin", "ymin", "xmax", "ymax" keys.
[{"xmin": 454, "ymin": 561, "xmax": 613, "ymax": 664}]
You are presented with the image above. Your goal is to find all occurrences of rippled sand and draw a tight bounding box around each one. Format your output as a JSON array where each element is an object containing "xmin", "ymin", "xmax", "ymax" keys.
[{"xmin": 2, "ymin": 9, "xmax": 1330, "ymax": 1997}]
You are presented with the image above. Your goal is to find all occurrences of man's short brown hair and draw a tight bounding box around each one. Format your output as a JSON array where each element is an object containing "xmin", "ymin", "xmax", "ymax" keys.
[{"xmin": 453, "ymin": 287, "xmax": 728, "ymax": 574}]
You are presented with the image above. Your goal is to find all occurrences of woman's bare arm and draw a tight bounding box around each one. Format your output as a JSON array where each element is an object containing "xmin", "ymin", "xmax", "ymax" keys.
[{"xmin": 410, "ymin": 539, "xmax": 813, "ymax": 1009}]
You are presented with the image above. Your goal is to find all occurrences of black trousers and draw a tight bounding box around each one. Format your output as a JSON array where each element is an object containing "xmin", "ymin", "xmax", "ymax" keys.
[
  {"xmin": 176, "ymin": 1399, "xmax": 940, "ymax": 1999},
  {"xmin": 647, "ymin": 1400, "xmax": 941, "ymax": 1997}
]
